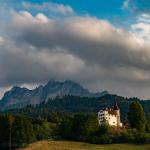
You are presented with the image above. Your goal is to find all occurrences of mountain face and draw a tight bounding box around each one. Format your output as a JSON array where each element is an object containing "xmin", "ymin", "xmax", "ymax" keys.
[{"xmin": 0, "ymin": 80, "xmax": 108, "ymax": 110}]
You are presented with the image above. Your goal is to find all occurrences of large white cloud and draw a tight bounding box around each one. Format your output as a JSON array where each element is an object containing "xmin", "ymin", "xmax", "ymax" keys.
[{"xmin": 1, "ymin": 10, "xmax": 150, "ymax": 99}]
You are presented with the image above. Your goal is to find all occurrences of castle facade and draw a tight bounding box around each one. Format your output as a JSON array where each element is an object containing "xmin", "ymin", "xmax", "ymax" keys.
[{"xmin": 98, "ymin": 102, "xmax": 122, "ymax": 127}]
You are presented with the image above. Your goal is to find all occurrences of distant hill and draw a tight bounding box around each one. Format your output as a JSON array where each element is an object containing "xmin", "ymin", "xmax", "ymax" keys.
[
  {"xmin": 8, "ymin": 95, "xmax": 150, "ymax": 121},
  {"xmin": 0, "ymin": 80, "xmax": 108, "ymax": 110},
  {"xmin": 1, "ymin": 80, "xmax": 150, "ymax": 121}
]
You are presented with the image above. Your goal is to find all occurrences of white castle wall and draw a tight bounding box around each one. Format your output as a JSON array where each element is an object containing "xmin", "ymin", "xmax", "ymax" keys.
[{"xmin": 98, "ymin": 109, "xmax": 122, "ymax": 127}]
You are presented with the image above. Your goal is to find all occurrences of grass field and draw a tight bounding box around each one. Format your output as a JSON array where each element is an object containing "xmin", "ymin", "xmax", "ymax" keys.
[{"xmin": 19, "ymin": 140, "xmax": 150, "ymax": 150}]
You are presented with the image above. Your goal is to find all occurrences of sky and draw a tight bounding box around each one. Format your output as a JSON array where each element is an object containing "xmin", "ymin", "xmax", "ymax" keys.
[{"xmin": 0, "ymin": 0, "xmax": 150, "ymax": 99}]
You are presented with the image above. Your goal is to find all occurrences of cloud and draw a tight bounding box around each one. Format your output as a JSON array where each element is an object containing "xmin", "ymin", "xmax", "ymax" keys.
[
  {"xmin": 122, "ymin": 0, "xmax": 150, "ymax": 14},
  {"xmin": 10, "ymin": 12, "xmax": 150, "ymax": 71},
  {"xmin": 22, "ymin": 1, "xmax": 74, "ymax": 16},
  {"xmin": 1, "ymin": 10, "xmax": 150, "ymax": 99},
  {"xmin": 0, "ymin": 36, "xmax": 4, "ymax": 44},
  {"xmin": 122, "ymin": 0, "xmax": 131, "ymax": 10},
  {"xmin": 131, "ymin": 13, "xmax": 150, "ymax": 40},
  {"xmin": 11, "ymin": 11, "xmax": 49, "ymax": 25}
]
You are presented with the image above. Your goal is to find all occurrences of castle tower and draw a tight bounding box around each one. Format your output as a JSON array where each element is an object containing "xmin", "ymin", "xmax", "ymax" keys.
[{"xmin": 113, "ymin": 101, "xmax": 120, "ymax": 126}]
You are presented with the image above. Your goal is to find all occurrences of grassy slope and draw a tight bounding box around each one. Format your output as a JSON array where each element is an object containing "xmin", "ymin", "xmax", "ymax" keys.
[{"xmin": 19, "ymin": 140, "xmax": 150, "ymax": 150}]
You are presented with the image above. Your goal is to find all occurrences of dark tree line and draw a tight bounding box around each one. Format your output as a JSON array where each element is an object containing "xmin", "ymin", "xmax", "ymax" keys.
[
  {"xmin": 7, "ymin": 95, "xmax": 150, "ymax": 122},
  {"xmin": 0, "ymin": 115, "xmax": 36, "ymax": 150}
]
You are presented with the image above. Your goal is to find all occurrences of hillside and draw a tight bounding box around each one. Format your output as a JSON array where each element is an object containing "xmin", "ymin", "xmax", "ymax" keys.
[
  {"xmin": 8, "ymin": 95, "xmax": 150, "ymax": 121},
  {"xmin": 18, "ymin": 140, "xmax": 150, "ymax": 150}
]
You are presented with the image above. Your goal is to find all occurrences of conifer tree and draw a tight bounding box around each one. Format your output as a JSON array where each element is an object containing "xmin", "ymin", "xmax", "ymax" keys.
[{"xmin": 128, "ymin": 101, "xmax": 146, "ymax": 131}]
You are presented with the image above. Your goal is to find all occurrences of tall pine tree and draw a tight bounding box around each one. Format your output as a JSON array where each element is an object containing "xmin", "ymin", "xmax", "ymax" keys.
[{"xmin": 128, "ymin": 101, "xmax": 146, "ymax": 131}]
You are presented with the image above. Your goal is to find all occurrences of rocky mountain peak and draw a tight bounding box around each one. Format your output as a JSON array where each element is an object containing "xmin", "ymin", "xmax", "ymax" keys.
[{"xmin": 0, "ymin": 80, "xmax": 108, "ymax": 110}]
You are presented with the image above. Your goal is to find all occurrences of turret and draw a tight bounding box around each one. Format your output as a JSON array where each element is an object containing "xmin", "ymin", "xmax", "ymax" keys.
[
  {"xmin": 113, "ymin": 101, "xmax": 121, "ymax": 126},
  {"xmin": 114, "ymin": 101, "xmax": 119, "ymax": 110}
]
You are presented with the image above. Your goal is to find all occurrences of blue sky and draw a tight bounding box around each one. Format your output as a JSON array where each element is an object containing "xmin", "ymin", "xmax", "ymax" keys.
[
  {"xmin": 1, "ymin": 0, "xmax": 150, "ymax": 21},
  {"xmin": 0, "ymin": 0, "xmax": 135, "ymax": 26},
  {"xmin": 3, "ymin": 0, "xmax": 150, "ymax": 29},
  {"xmin": 34, "ymin": 0, "xmax": 125, "ymax": 17}
]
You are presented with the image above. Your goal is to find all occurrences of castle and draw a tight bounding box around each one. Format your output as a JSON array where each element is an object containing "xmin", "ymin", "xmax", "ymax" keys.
[{"xmin": 98, "ymin": 102, "xmax": 122, "ymax": 127}]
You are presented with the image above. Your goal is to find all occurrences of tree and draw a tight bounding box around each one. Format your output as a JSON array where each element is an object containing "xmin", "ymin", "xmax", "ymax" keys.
[
  {"xmin": 72, "ymin": 113, "xmax": 99, "ymax": 141},
  {"xmin": 7, "ymin": 115, "xmax": 15, "ymax": 150},
  {"xmin": 0, "ymin": 115, "xmax": 10, "ymax": 150},
  {"xmin": 98, "ymin": 124, "xmax": 110, "ymax": 135},
  {"xmin": 34, "ymin": 120, "xmax": 57, "ymax": 140},
  {"xmin": 59, "ymin": 117, "xmax": 73, "ymax": 140},
  {"xmin": 128, "ymin": 101, "xmax": 146, "ymax": 131},
  {"xmin": 59, "ymin": 113, "xmax": 99, "ymax": 141},
  {"xmin": 0, "ymin": 114, "xmax": 36, "ymax": 149},
  {"xmin": 12, "ymin": 115, "xmax": 36, "ymax": 148}
]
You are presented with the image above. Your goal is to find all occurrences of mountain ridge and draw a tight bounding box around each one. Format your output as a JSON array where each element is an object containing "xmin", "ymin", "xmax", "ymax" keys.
[{"xmin": 0, "ymin": 80, "xmax": 108, "ymax": 110}]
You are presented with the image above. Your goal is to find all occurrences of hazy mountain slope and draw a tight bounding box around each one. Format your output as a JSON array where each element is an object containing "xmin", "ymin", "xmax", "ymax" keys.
[{"xmin": 0, "ymin": 80, "xmax": 108, "ymax": 110}]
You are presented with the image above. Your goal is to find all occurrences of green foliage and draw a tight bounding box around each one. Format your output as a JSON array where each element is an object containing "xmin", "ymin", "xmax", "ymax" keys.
[
  {"xmin": 128, "ymin": 101, "xmax": 147, "ymax": 131},
  {"xmin": 120, "ymin": 129, "xmax": 137, "ymax": 143},
  {"xmin": 98, "ymin": 124, "xmax": 110, "ymax": 135},
  {"xmin": 134, "ymin": 132, "xmax": 150, "ymax": 144},
  {"xmin": 58, "ymin": 116, "xmax": 74, "ymax": 140},
  {"xmin": 72, "ymin": 113, "xmax": 99, "ymax": 140},
  {"xmin": 0, "ymin": 114, "xmax": 36, "ymax": 149},
  {"xmin": 1, "ymin": 98, "xmax": 150, "ymax": 149},
  {"xmin": 34, "ymin": 120, "xmax": 57, "ymax": 140},
  {"xmin": 7, "ymin": 95, "xmax": 132, "ymax": 121},
  {"xmin": 87, "ymin": 124, "xmax": 113, "ymax": 144},
  {"xmin": 0, "ymin": 115, "xmax": 10, "ymax": 149},
  {"xmin": 99, "ymin": 134, "xmax": 112, "ymax": 144},
  {"xmin": 145, "ymin": 122, "xmax": 150, "ymax": 132},
  {"xmin": 6, "ymin": 95, "xmax": 150, "ymax": 123},
  {"xmin": 59, "ymin": 113, "xmax": 99, "ymax": 141},
  {"xmin": 118, "ymin": 129, "xmax": 150, "ymax": 144}
]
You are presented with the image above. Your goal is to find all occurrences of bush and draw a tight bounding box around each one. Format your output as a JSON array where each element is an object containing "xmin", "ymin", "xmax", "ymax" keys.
[
  {"xmin": 120, "ymin": 130, "xmax": 135, "ymax": 143},
  {"xmin": 119, "ymin": 129, "xmax": 150, "ymax": 144},
  {"xmin": 99, "ymin": 134, "xmax": 112, "ymax": 144},
  {"xmin": 34, "ymin": 121, "xmax": 57, "ymax": 140},
  {"xmin": 58, "ymin": 117, "xmax": 73, "ymax": 140},
  {"xmin": 98, "ymin": 124, "xmax": 110, "ymax": 135},
  {"xmin": 87, "ymin": 134, "xmax": 112, "ymax": 144},
  {"xmin": 134, "ymin": 132, "xmax": 150, "ymax": 144},
  {"xmin": 87, "ymin": 124, "xmax": 112, "ymax": 144}
]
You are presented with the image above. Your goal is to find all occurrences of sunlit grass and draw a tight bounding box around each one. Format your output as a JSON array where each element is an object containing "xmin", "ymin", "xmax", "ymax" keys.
[{"xmin": 19, "ymin": 140, "xmax": 150, "ymax": 150}]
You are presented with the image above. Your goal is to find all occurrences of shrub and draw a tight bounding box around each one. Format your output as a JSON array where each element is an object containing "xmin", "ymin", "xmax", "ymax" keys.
[
  {"xmin": 120, "ymin": 130, "xmax": 135, "ymax": 143},
  {"xmin": 99, "ymin": 134, "xmax": 112, "ymax": 144},
  {"xmin": 134, "ymin": 132, "xmax": 150, "ymax": 144}
]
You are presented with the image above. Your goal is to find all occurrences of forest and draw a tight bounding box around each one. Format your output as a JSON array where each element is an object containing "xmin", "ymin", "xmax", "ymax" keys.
[{"xmin": 0, "ymin": 98, "xmax": 150, "ymax": 149}]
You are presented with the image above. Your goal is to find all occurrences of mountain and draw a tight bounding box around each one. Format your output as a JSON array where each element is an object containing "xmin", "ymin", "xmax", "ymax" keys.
[{"xmin": 0, "ymin": 80, "xmax": 108, "ymax": 110}]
